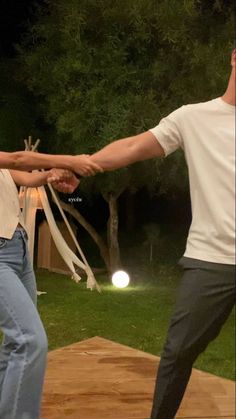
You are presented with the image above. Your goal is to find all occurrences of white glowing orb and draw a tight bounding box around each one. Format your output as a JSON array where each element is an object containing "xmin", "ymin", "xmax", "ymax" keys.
[{"xmin": 112, "ymin": 270, "xmax": 130, "ymax": 288}]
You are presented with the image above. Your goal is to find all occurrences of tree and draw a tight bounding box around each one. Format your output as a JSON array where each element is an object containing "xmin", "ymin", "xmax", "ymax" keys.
[{"xmin": 17, "ymin": 0, "xmax": 234, "ymax": 272}]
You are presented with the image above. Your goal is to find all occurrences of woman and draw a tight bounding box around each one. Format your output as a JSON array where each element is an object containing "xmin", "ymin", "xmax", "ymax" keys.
[{"xmin": 0, "ymin": 151, "xmax": 101, "ymax": 419}]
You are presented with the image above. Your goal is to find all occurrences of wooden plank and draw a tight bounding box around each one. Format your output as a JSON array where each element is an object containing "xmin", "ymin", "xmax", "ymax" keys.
[{"xmin": 42, "ymin": 336, "xmax": 235, "ymax": 418}]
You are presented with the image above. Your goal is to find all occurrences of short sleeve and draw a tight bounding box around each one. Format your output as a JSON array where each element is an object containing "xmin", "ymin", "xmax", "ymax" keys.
[{"xmin": 149, "ymin": 106, "xmax": 185, "ymax": 156}]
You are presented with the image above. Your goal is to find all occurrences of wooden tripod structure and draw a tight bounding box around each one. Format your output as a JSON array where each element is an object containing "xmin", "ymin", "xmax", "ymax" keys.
[{"xmin": 19, "ymin": 136, "xmax": 100, "ymax": 291}]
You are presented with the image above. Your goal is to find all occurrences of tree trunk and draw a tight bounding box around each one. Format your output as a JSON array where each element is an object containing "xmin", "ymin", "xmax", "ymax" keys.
[
  {"xmin": 56, "ymin": 198, "xmax": 111, "ymax": 272},
  {"xmin": 107, "ymin": 194, "xmax": 121, "ymax": 273}
]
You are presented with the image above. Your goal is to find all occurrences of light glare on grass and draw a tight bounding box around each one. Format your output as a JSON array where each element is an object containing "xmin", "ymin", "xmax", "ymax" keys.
[{"xmin": 112, "ymin": 270, "xmax": 130, "ymax": 288}]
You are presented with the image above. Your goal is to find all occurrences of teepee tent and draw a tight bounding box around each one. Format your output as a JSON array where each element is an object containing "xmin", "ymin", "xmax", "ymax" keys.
[{"xmin": 19, "ymin": 137, "xmax": 100, "ymax": 292}]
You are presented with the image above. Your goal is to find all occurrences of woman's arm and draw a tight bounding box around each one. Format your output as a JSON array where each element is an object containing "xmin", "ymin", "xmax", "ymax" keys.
[
  {"xmin": 10, "ymin": 169, "xmax": 80, "ymax": 193},
  {"xmin": 10, "ymin": 170, "xmax": 51, "ymax": 187},
  {"xmin": 0, "ymin": 151, "xmax": 102, "ymax": 176}
]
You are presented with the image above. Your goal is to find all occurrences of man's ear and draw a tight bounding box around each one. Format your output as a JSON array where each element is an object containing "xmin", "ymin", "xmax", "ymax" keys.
[{"xmin": 231, "ymin": 49, "xmax": 236, "ymax": 67}]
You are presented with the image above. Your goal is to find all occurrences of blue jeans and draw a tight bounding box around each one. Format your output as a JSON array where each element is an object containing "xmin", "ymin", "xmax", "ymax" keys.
[{"xmin": 0, "ymin": 228, "xmax": 48, "ymax": 419}]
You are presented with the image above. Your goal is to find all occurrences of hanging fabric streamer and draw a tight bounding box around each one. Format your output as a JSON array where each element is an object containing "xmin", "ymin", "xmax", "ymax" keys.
[{"xmin": 19, "ymin": 137, "xmax": 101, "ymax": 292}]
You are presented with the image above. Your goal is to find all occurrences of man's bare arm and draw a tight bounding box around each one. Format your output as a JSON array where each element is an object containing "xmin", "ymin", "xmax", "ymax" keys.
[{"xmin": 89, "ymin": 131, "xmax": 164, "ymax": 171}]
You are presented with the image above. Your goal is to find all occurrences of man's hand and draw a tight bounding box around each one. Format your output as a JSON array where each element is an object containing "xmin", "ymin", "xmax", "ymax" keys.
[
  {"xmin": 71, "ymin": 155, "xmax": 103, "ymax": 177},
  {"xmin": 47, "ymin": 169, "xmax": 80, "ymax": 193}
]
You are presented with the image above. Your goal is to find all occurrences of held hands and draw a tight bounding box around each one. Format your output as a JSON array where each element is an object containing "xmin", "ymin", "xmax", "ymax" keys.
[
  {"xmin": 46, "ymin": 154, "xmax": 103, "ymax": 193},
  {"xmin": 71, "ymin": 155, "xmax": 103, "ymax": 177},
  {"xmin": 47, "ymin": 169, "xmax": 80, "ymax": 193}
]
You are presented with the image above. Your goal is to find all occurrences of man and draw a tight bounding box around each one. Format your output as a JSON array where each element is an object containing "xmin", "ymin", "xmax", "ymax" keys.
[
  {"xmin": 0, "ymin": 153, "xmax": 102, "ymax": 419},
  {"xmin": 89, "ymin": 50, "xmax": 236, "ymax": 418}
]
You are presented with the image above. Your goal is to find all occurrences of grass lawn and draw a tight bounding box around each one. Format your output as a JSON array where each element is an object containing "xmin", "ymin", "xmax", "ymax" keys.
[{"xmin": 36, "ymin": 268, "xmax": 235, "ymax": 381}]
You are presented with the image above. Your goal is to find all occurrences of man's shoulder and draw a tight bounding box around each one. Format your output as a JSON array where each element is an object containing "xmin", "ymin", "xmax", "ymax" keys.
[
  {"xmin": 183, "ymin": 97, "xmax": 219, "ymax": 113},
  {"xmin": 157, "ymin": 98, "xmax": 221, "ymax": 129},
  {"xmin": 166, "ymin": 98, "xmax": 218, "ymax": 119}
]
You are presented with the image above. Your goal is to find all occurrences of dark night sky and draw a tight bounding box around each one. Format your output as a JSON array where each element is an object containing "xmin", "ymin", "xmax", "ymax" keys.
[{"xmin": 0, "ymin": 0, "xmax": 36, "ymax": 57}]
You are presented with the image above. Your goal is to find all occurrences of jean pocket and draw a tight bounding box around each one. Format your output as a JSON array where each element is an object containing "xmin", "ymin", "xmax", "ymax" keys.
[{"xmin": 0, "ymin": 238, "xmax": 7, "ymax": 249}]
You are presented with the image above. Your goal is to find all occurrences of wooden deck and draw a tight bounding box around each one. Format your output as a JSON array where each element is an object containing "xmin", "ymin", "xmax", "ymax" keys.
[{"xmin": 42, "ymin": 336, "xmax": 235, "ymax": 419}]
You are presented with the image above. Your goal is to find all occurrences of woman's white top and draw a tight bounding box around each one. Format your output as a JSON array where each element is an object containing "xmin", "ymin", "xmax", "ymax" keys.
[{"xmin": 0, "ymin": 169, "xmax": 25, "ymax": 239}]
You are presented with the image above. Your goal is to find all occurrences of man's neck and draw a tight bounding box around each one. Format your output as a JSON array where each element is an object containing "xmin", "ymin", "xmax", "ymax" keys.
[
  {"xmin": 221, "ymin": 92, "xmax": 236, "ymax": 106},
  {"xmin": 221, "ymin": 72, "xmax": 236, "ymax": 106}
]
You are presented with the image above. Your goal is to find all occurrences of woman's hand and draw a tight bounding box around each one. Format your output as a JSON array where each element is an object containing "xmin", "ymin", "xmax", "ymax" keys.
[{"xmin": 47, "ymin": 169, "xmax": 80, "ymax": 193}]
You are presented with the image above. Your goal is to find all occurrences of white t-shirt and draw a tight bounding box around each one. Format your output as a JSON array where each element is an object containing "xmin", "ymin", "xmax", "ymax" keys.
[{"xmin": 149, "ymin": 97, "xmax": 235, "ymax": 264}]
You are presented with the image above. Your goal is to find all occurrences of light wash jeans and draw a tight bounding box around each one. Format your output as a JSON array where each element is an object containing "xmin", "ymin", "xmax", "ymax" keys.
[{"xmin": 0, "ymin": 228, "xmax": 48, "ymax": 419}]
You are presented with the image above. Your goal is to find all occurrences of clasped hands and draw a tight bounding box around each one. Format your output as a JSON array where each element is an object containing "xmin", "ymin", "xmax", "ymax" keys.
[{"xmin": 47, "ymin": 155, "xmax": 102, "ymax": 194}]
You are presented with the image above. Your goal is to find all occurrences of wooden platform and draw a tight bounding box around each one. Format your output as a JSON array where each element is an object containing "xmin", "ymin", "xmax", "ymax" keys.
[{"xmin": 42, "ymin": 336, "xmax": 235, "ymax": 419}]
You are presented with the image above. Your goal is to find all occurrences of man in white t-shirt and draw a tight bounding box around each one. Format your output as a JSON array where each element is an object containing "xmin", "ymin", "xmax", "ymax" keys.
[{"xmin": 89, "ymin": 50, "xmax": 236, "ymax": 418}]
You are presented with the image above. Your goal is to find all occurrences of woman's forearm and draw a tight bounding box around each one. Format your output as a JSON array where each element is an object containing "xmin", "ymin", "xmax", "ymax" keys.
[
  {"xmin": 9, "ymin": 170, "xmax": 49, "ymax": 187},
  {"xmin": 28, "ymin": 171, "xmax": 50, "ymax": 187},
  {"xmin": 0, "ymin": 151, "xmax": 102, "ymax": 177},
  {"xmin": 5, "ymin": 151, "xmax": 74, "ymax": 171}
]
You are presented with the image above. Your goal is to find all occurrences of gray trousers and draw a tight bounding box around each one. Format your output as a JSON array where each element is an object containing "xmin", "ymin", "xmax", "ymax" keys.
[{"xmin": 150, "ymin": 257, "xmax": 235, "ymax": 419}]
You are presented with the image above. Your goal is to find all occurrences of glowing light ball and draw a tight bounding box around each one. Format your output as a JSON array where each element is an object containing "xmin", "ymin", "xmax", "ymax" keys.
[{"xmin": 112, "ymin": 270, "xmax": 130, "ymax": 288}]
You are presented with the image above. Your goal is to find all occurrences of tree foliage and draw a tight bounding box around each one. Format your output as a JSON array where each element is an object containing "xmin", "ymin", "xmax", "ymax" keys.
[
  {"xmin": 14, "ymin": 0, "xmax": 235, "ymax": 270},
  {"xmin": 18, "ymin": 0, "xmax": 234, "ymax": 193}
]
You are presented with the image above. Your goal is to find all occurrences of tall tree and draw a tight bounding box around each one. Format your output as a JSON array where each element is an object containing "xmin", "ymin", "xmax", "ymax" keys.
[{"xmin": 17, "ymin": 0, "xmax": 234, "ymax": 272}]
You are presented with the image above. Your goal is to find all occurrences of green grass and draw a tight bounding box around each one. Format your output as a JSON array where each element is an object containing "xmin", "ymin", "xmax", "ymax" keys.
[{"xmin": 36, "ymin": 268, "xmax": 235, "ymax": 381}]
